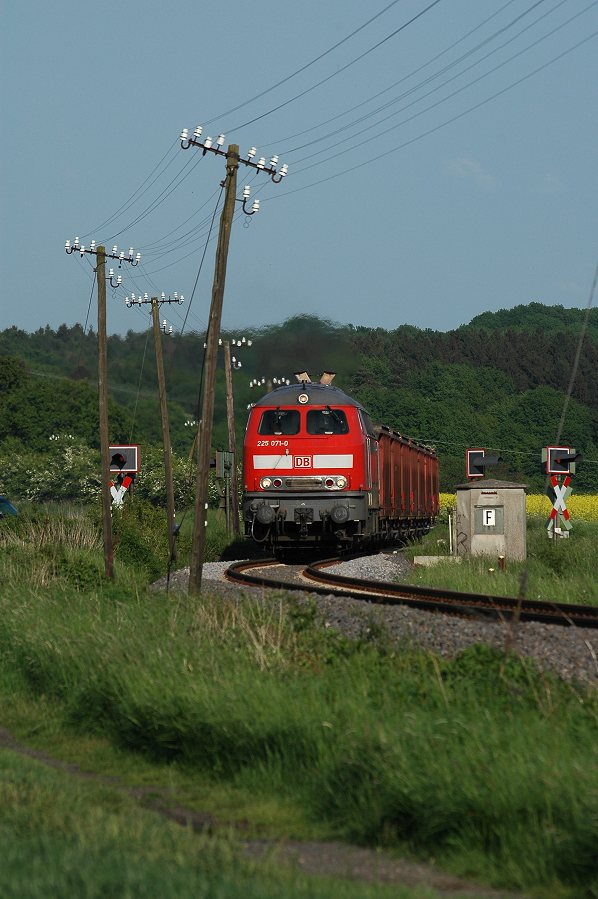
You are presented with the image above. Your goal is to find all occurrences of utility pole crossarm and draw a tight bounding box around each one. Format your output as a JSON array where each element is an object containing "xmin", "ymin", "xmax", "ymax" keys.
[{"xmin": 180, "ymin": 128, "xmax": 288, "ymax": 183}]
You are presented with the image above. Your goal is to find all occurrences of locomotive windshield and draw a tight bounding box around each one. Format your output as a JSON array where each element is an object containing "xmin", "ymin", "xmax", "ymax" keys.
[
  {"xmin": 306, "ymin": 408, "xmax": 349, "ymax": 435},
  {"xmin": 258, "ymin": 408, "xmax": 300, "ymax": 435}
]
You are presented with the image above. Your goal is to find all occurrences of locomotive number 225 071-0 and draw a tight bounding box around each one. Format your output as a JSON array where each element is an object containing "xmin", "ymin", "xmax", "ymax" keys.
[{"xmin": 256, "ymin": 440, "xmax": 289, "ymax": 447}]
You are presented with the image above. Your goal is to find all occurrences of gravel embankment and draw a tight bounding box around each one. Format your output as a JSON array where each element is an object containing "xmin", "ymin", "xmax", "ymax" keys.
[{"xmin": 153, "ymin": 554, "xmax": 598, "ymax": 689}]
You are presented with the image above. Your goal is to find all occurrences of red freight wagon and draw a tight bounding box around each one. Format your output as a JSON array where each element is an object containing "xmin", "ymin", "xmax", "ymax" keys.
[
  {"xmin": 243, "ymin": 375, "xmax": 439, "ymax": 552},
  {"xmin": 377, "ymin": 426, "xmax": 439, "ymax": 524}
]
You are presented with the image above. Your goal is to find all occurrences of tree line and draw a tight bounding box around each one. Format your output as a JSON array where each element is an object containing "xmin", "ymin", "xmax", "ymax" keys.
[{"xmin": 1, "ymin": 303, "xmax": 597, "ymax": 496}]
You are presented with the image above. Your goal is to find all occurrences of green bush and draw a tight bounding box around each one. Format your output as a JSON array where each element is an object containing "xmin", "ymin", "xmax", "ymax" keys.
[
  {"xmin": 0, "ymin": 438, "xmax": 222, "ymax": 511},
  {"xmin": 0, "ymin": 436, "xmax": 100, "ymax": 503}
]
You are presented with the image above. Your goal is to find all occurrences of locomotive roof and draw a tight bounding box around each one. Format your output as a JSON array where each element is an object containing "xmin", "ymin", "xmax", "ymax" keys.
[
  {"xmin": 250, "ymin": 383, "xmax": 437, "ymax": 456},
  {"xmin": 251, "ymin": 382, "xmax": 366, "ymax": 409}
]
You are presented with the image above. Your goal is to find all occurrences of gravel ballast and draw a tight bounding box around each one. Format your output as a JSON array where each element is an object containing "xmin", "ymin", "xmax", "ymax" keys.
[{"xmin": 153, "ymin": 553, "xmax": 598, "ymax": 689}]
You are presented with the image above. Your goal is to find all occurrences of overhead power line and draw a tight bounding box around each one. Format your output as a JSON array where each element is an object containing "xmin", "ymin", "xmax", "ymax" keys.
[
  {"xmin": 68, "ymin": 0, "xmax": 596, "ymax": 313},
  {"xmin": 554, "ymin": 257, "xmax": 598, "ymax": 447},
  {"xmin": 105, "ymin": 151, "xmax": 204, "ymax": 241},
  {"xmin": 265, "ymin": 0, "xmax": 521, "ymax": 148},
  {"xmin": 181, "ymin": 185, "xmax": 224, "ymax": 336},
  {"xmin": 74, "ymin": 0, "xmax": 410, "ymax": 245},
  {"xmin": 71, "ymin": 0, "xmax": 489, "ymax": 245},
  {"xmin": 281, "ymin": 0, "xmax": 558, "ymax": 155},
  {"xmin": 81, "ymin": 141, "xmax": 179, "ymax": 240},
  {"xmin": 70, "ymin": 0, "xmax": 555, "ymax": 255},
  {"xmin": 290, "ymin": 0, "xmax": 596, "ymax": 171},
  {"xmin": 272, "ymin": 22, "xmax": 598, "ymax": 196},
  {"xmin": 206, "ymin": 0, "xmax": 406, "ymax": 127},
  {"xmin": 85, "ymin": 0, "xmax": 570, "ymax": 247},
  {"xmin": 227, "ymin": 0, "xmax": 445, "ymax": 132}
]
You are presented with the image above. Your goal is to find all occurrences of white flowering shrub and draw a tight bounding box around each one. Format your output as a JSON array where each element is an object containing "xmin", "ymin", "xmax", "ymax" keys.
[
  {"xmin": 133, "ymin": 444, "xmax": 194, "ymax": 507},
  {"xmin": 113, "ymin": 445, "xmax": 222, "ymax": 509},
  {"xmin": 0, "ymin": 435, "xmax": 100, "ymax": 502},
  {"xmin": 0, "ymin": 437, "xmax": 225, "ymax": 509}
]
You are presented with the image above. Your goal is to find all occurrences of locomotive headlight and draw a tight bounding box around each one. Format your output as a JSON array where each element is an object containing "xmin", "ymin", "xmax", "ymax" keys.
[
  {"xmin": 260, "ymin": 477, "xmax": 273, "ymax": 489},
  {"xmin": 325, "ymin": 475, "xmax": 348, "ymax": 490}
]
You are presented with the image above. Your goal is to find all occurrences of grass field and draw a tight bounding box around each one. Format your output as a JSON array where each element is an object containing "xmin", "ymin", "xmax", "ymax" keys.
[
  {"xmin": 0, "ymin": 501, "xmax": 597, "ymax": 898},
  {"xmin": 407, "ymin": 494, "xmax": 598, "ymax": 604}
]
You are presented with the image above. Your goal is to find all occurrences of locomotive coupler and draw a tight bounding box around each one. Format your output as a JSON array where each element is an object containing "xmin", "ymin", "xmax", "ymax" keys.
[{"xmin": 294, "ymin": 506, "xmax": 313, "ymax": 539}]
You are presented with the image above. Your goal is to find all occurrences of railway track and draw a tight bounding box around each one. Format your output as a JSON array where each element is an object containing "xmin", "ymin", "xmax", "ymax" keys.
[{"xmin": 226, "ymin": 557, "xmax": 598, "ymax": 629}]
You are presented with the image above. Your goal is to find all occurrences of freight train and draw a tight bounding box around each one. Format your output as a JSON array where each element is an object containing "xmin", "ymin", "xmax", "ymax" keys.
[{"xmin": 242, "ymin": 373, "xmax": 439, "ymax": 551}]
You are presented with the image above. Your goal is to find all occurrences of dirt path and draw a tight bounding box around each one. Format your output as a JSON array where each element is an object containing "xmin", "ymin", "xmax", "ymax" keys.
[{"xmin": 0, "ymin": 725, "xmax": 523, "ymax": 898}]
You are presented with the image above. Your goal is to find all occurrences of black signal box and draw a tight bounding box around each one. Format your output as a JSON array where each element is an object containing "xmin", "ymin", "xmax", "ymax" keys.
[
  {"xmin": 545, "ymin": 446, "xmax": 581, "ymax": 475},
  {"xmin": 466, "ymin": 448, "xmax": 501, "ymax": 479},
  {"xmin": 215, "ymin": 450, "xmax": 234, "ymax": 479},
  {"xmin": 109, "ymin": 445, "xmax": 140, "ymax": 473},
  {"xmin": 466, "ymin": 449, "xmax": 486, "ymax": 479}
]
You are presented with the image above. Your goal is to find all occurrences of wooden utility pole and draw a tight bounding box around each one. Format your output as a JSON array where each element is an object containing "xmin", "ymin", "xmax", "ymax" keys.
[
  {"xmin": 189, "ymin": 145, "xmax": 240, "ymax": 593},
  {"xmin": 96, "ymin": 246, "xmax": 114, "ymax": 580},
  {"xmin": 65, "ymin": 238, "xmax": 140, "ymax": 582},
  {"xmin": 150, "ymin": 298, "xmax": 177, "ymax": 563},
  {"xmin": 223, "ymin": 340, "xmax": 241, "ymax": 537}
]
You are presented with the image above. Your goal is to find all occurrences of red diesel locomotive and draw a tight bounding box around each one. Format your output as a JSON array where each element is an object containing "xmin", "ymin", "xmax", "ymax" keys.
[{"xmin": 242, "ymin": 374, "xmax": 439, "ymax": 550}]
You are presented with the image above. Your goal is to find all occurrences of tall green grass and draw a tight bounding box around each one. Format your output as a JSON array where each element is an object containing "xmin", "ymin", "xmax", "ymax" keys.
[
  {"xmin": 2, "ymin": 751, "xmax": 426, "ymax": 899},
  {"xmin": 0, "ymin": 574, "xmax": 595, "ymax": 898},
  {"xmin": 404, "ymin": 517, "xmax": 598, "ymax": 603},
  {"xmin": 0, "ymin": 500, "xmax": 231, "ymax": 590},
  {"xmin": 1, "ymin": 505, "xmax": 597, "ymax": 897}
]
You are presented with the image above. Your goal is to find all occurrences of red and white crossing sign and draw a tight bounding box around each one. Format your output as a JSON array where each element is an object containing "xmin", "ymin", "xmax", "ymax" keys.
[
  {"xmin": 541, "ymin": 444, "xmax": 581, "ymax": 538},
  {"xmin": 547, "ymin": 474, "xmax": 572, "ymax": 534},
  {"xmin": 110, "ymin": 474, "xmax": 134, "ymax": 507}
]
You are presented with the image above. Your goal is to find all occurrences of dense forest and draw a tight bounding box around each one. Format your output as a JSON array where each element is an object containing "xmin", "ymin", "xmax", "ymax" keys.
[{"xmin": 1, "ymin": 303, "xmax": 597, "ymax": 495}]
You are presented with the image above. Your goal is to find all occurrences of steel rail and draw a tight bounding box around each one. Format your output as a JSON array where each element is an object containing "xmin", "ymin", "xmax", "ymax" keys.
[{"xmin": 225, "ymin": 558, "xmax": 598, "ymax": 629}]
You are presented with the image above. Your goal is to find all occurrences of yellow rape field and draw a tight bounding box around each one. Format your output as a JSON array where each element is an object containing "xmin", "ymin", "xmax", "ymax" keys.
[{"xmin": 438, "ymin": 492, "xmax": 598, "ymax": 522}]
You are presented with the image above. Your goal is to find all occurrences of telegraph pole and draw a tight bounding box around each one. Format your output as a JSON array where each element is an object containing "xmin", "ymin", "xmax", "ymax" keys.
[
  {"xmin": 223, "ymin": 340, "xmax": 241, "ymax": 537},
  {"xmin": 180, "ymin": 126, "xmax": 288, "ymax": 594},
  {"xmin": 125, "ymin": 292, "xmax": 184, "ymax": 564},
  {"xmin": 66, "ymin": 239, "xmax": 140, "ymax": 579},
  {"xmin": 96, "ymin": 247, "xmax": 112, "ymax": 578},
  {"xmin": 221, "ymin": 337, "xmax": 252, "ymax": 536},
  {"xmin": 152, "ymin": 299, "xmax": 176, "ymax": 562},
  {"xmin": 189, "ymin": 145, "xmax": 239, "ymax": 592}
]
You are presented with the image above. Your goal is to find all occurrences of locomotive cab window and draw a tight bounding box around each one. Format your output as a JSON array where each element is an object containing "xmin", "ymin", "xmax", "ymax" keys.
[
  {"xmin": 258, "ymin": 409, "xmax": 300, "ymax": 435},
  {"xmin": 307, "ymin": 408, "xmax": 349, "ymax": 435}
]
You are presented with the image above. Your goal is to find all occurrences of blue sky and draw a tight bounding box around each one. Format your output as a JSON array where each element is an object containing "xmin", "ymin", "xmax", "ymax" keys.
[{"xmin": 1, "ymin": 0, "xmax": 597, "ymax": 337}]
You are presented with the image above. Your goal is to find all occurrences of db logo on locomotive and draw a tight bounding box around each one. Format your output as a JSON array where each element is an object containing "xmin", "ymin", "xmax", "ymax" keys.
[{"xmin": 294, "ymin": 456, "xmax": 312, "ymax": 468}]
